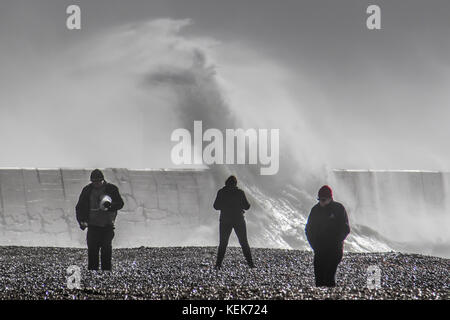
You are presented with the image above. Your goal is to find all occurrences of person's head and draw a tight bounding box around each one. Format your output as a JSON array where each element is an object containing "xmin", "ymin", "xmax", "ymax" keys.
[
  {"xmin": 225, "ymin": 175, "xmax": 237, "ymax": 187},
  {"xmin": 318, "ymin": 185, "xmax": 333, "ymax": 207},
  {"xmin": 90, "ymin": 169, "xmax": 105, "ymax": 188}
]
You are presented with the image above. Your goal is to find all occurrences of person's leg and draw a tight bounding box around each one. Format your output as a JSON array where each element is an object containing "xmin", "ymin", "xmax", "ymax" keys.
[
  {"xmin": 313, "ymin": 250, "xmax": 326, "ymax": 286},
  {"xmin": 87, "ymin": 227, "xmax": 100, "ymax": 270},
  {"xmin": 233, "ymin": 219, "xmax": 254, "ymax": 267},
  {"xmin": 325, "ymin": 248, "xmax": 343, "ymax": 287},
  {"xmin": 216, "ymin": 220, "xmax": 233, "ymax": 268},
  {"xmin": 100, "ymin": 226, "xmax": 115, "ymax": 271}
]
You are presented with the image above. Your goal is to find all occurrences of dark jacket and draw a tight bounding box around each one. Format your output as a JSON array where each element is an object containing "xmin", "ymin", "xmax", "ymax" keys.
[
  {"xmin": 213, "ymin": 185, "xmax": 250, "ymax": 221},
  {"xmin": 75, "ymin": 182, "xmax": 124, "ymax": 228},
  {"xmin": 305, "ymin": 200, "xmax": 350, "ymax": 252}
]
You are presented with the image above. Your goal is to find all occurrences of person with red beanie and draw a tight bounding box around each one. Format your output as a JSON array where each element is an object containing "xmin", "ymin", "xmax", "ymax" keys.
[{"xmin": 305, "ymin": 185, "xmax": 350, "ymax": 287}]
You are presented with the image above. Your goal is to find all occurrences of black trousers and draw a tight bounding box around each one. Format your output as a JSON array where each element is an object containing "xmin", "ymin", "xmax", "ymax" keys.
[
  {"xmin": 313, "ymin": 247, "xmax": 343, "ymax": 287},
  {"xmin": 87, "ymin": 225, "xmax": 115, "ymax": 270},
  {"xmin": 216, "ymin": 218, "xmax": 253, "ymax": 267}
]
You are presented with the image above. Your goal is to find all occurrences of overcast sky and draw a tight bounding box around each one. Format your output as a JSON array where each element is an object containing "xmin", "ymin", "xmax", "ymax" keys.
[{"xmin": 0, "ymin": 0, "xmax": 449, "ymax": 171}]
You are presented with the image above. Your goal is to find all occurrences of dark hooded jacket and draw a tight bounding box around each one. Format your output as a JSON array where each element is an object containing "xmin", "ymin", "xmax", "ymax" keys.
[
  {"xmin": 75, "ymin": 182, "xmax": 124, "ymax": 228},
  {"xmin": 305, "ymin": 200, "xmax": 350, "ymax": 252},
  {"xmin": 213, "ymin": 185, "xmax": 250, "ymax": 221}
]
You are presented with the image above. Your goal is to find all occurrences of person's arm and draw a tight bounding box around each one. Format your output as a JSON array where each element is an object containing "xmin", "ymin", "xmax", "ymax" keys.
[
  {"xmin": 108, "ymin": 185, "xmax": 124, "ymax": 211},
  {"xmin": 305, "ymin": 209, "xmax": 317, "ymax": 250},
  {"xmin": 241, "ymin": 190, "xmax": 250, "ymax": 210},
  {"xmin": 339, "ymin": 205, "xmax": 350, "ymax": 241},
  {"xmin": 75, "ymin": 187, "xmax": 89, "ymax": 229},
  {"xmin": 213, "ymin": 190, "xmax": 222, "ymax": 210}
]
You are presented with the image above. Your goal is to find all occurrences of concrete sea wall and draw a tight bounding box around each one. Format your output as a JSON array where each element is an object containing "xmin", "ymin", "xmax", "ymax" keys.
[
  {"xmin": 331, "ymin": 170, "xmax": 450, "ymax": 257},
  {"xmin": 0, "ymin": 168, "xmax": 216, "ymax": 247}
]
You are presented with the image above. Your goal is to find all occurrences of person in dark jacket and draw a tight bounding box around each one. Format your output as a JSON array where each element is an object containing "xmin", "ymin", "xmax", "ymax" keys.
[
  {"xmin": 305, "ymin": 185, "xmax": 350, "ymax": 287},
  {"xmin": 213, "ymin": 175, "xmax": 255, "ymax": 269},
  {"xmin": 76, "ymin": 169, "xmax": 124, "ymax": 271}
]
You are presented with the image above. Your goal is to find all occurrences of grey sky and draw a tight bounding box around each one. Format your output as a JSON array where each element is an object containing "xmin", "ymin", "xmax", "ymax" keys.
[{"xmin": 0, "ymin": 0, "xmax": 449, "ymax": 170}]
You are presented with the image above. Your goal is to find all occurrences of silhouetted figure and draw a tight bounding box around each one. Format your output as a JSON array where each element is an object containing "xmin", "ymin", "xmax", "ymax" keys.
[
  {"xmin": 76, "ymin": 169, "xmax": 124, "ymax": 271},
  {"xmin": 213, "ymin": 176, "xmax": 255, "ymax": 269},
  {"xmin": 305, "ymin": 185, "xmax": 350, "ymax": 287}
]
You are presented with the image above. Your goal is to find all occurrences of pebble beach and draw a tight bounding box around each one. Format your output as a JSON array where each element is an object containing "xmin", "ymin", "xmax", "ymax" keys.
[{"xmin": 0, "ymin": 246, "xmax": 448, "ymax": 300}]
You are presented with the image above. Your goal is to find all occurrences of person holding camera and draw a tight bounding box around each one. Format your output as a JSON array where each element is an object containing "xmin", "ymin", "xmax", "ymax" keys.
[{"xmin": 76, "ymin": 169, "xmax": 124, "ymax": 271}]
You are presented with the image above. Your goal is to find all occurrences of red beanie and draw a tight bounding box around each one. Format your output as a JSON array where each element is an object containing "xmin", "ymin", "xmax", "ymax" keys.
[{"xmin": 318, "ymin": 185, "xmax": 333, "ymax": 199}]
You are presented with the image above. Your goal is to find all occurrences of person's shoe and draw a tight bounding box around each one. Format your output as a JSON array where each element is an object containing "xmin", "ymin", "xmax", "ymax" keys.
[
  {"xmin": 214, "ymin": 265, "xmax": 221, "ymax": 271},
  {"xmin": 248, "ymin": 263, "xmax": 256, "ymax": 269},
  {"xmin": 315, "ymin": 282, "xmax": 325, "ymax": 287}
]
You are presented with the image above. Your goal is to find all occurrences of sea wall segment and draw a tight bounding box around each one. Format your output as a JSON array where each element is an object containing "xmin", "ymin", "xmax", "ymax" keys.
[{"xmin": 0, "ymin": 168, "xmax": 216, "ymax": 247}]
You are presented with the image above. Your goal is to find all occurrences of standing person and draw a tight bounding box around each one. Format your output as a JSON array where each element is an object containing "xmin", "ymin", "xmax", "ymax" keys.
[
  {"xmin": 213, "ymin": 175, "xmax": 255, "ymax": 270},
  {"xmin": 76, "ymin": 169, "xmax": 124, "ymax": 271},
  {"xmin": 305, "ymin": 185, "xmax": 350, "ymax": 287}
]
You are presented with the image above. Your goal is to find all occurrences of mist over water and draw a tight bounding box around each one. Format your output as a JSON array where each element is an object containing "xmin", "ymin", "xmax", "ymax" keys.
[{"xmin": 0, "ymin": 19, "xmax": 448, "ymax": 257}]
